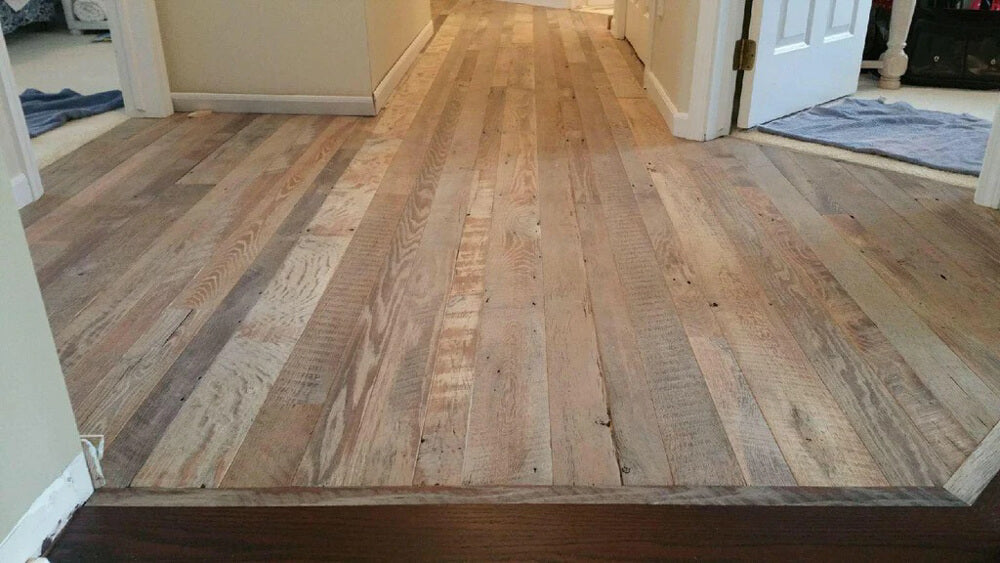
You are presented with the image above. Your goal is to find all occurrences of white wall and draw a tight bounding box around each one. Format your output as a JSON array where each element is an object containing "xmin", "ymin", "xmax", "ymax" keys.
[
  {"xmin": 647, "ymin": 0, "xmax": 699, "ymax": 114},
  {"xmin": 156, "ymin": 0, "xmax": 373, "ymax": 97},
  {"xmin": 0, "ymin": 158, "xmax": 85, "ymax": 554},
  {"xmin": 366, "ymin": 0, "xmax": 432, "ymax": 89}
]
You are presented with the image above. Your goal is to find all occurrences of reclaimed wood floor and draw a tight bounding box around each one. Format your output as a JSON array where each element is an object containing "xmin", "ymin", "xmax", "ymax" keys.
[{"xmin": 23, "ymin": 0, "xmax": 1000, "ymax": 494}]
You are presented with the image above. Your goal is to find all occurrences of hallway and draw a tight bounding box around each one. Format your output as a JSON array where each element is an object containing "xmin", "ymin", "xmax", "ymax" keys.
[{"xmin": 22, "ymin": 0, "xmax": 1000, "ymax": 499}]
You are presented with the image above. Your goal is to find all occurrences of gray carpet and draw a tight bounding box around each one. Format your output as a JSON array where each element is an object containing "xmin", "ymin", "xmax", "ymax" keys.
[{"xmin": 758, "ymin": 97, "xmax": 992, "ymax": 176}]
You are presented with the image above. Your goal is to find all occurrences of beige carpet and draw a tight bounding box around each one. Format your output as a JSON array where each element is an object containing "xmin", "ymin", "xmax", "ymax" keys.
[{"xmin": 6, "ymin": 29, "xmax": 126, "ymax": 168}]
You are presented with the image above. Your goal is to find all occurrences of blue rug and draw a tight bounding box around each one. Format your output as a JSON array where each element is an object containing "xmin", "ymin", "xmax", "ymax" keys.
[
  {"xmin": 758, "ymin": 97, "xmax": 992, "ymax": 176},
  {"xmin": 20, "ymin": 88, "xmax": 124, "ymax": 137}
]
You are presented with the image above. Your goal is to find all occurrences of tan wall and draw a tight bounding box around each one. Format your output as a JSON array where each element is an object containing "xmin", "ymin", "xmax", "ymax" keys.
[
  {"xmin": 365, "ymin": 0, "xmax": 432, "ymax": 88},
  {"xmin": 156, "ymin": 0, "xmax": 373, "ymax": 97},
  {"xmin": 647, "ymin": 0, "xmax": 699, "ymax": 113},
  {"xmin": 0, "ymin": 159, "xmax": 82, "ymax": 539}
]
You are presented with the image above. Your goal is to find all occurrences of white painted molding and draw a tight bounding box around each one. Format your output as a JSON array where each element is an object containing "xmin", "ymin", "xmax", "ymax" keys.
[
  {"xmin": 643, "ymin": 68, "xmax": 695, "ymax": 140},
  {"xmin": 974, "ymin": 105, "xmax": 1000, "ymax": 209},
  {"xmin": 500, "ymin": 0, "xmax": 571, "ymax": 8},
  {"xmin": 373, "ymin": 20, "xmax": 434, "ymax": 114},
  {"xmin": 107, "ymin": 0, "xmax": 173, "ymax": 118},
  {"xmin": 10, "ymin": 173, "xmax": 33, "ymax": 209},
  {"xmin": 172, "ymin": 93, "xmax": 377, "ymax": 116},
  {"xmin": 687, "ymin": 0, "xmax": 745, "ymax": 142},
  {"xmin": 0, "ymin": 33, "xmax": 44, "ymax": 205},
  {"xmin": 0, "ymin": 453, "xmax": 93, "ymax": 563},
  {"xmin": 611, "ymin": 0, "xmax": 626, "ymax": 39}
]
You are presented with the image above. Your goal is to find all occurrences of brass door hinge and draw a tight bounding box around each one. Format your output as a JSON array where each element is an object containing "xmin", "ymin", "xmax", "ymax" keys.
[{"xmin": 733, "ymin": 38, "xmax": 757, "ymax": 71}]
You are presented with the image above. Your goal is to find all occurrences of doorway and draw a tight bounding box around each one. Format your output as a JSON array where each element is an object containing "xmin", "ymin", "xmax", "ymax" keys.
[{"xmin": 0, "ymin": 0, "xmax": 172, "ymax": 209}]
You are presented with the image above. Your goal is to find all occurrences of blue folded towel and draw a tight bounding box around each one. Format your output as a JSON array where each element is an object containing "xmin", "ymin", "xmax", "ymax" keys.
[
  {"xmin": 758, "ymin": 97, "xmax": 992, "ymax": 176},
  {"xmin": 19, "ymin": 88, "xmax": 124, "ymax": 137}
]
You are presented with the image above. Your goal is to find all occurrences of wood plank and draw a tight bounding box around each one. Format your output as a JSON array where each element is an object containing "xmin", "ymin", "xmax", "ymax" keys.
[
  {"xmin": 330, "ymin": 9, "xmax": 508, "ymax": 488},
  {"xmin": 562, "ymin": 11, "xmax": 743, "ymax": 486},
  {"xmin": 62, "ymin": 116, "xmax": 323, "ymax": 415},
  {"xmin": 295, "ymin": 50, "xmax": 483, "ymax": 489},
  {"xmin": 87, "ymin": 485, "xmax": 964, "ymax": 508},
  {"xmin": 130, "ymin": 126, "xmax": 370, "ymax": 488},
  {"xmin": 462, "ymin": 5, "xmax": 552, "ymax": 486},
  {"xmin": 606, "ymin": 93, "xmax": 795, "ymax": 486},
  {"xmin": 226, "ymin": 5, "xmax": 484, "ymax": 488},
  {"xmin": 767, "ymin": 152, "xmax": 1000, "ymax": 388},
  {"xmin": 22, "ymin": 116, "xmax": 185, "ymax": 228},
  {"xmin": 947, "ymin": 419, "xmax": 1000, "ymax": 505},
  {"xmin": 653, "ymin": 165, "xmax": 886, "ymax": 487},
  {"xmin": 716, "ymin": 138, "xmax": 1000, "ymax": 443},
  {"xmin": 178, "ymin": 114, "xmax": 289, "ymax": 185},
  {"xmin": 532, "ymin": 7, "xmax": 619, "ymax": 486},
  {"xmin": 549, "ymin": 12, "xmax": 673, "ymax": 486},
  {"xmin": 98, "ymin": 117, "xmax": 357, "ymax": 486},
  {"xmin": 694, "ymin": 163, "xmax": 951, "ymax": 485},
  {"xmin": 50, "ymin": 492, "xmax": 1000, "ymax": 561}
]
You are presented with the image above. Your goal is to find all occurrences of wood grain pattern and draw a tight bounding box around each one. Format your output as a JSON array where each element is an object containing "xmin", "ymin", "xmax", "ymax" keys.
[{"xmin": 24, "ymin": 2, "xmax": 1000, "ymax": 500}]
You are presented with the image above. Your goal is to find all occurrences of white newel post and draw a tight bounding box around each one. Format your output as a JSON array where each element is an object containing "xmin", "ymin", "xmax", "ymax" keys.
[{"xmin": 878, "ymin": 0, "xmax": 917, "ymax": 89}]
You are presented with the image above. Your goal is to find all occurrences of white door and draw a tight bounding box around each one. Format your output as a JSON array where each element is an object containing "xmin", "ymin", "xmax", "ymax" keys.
[
  {"xmin": 625, "ymin": 0, "xmax": 650, "ymax": 65},
  {"xmin": 737, "ymin": 0, "xmax": 872, "ymax": 128}
]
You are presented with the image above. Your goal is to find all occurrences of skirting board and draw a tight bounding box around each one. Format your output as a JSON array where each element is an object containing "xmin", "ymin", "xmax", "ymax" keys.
[
  {"xmin": 499, "ymin": 0, "xmax": 570, "ymax": 8},
  {"xmin": 10, "ymin": 173, "xmax": 35, "ymax": 209},
  {"xmin": 374, "ymin": 20, "xmax": 434, "ymax": 113},
  {"xmin": 0, "ymin": 453, "xmax": 93, "ymax": 563},
  {"xmin": 643, "ymin": 68, "xmax": 697, "ymax": 141},
  {"xmin": 172, "ymin": 93, "xmax": 377, "ymax": 116}
]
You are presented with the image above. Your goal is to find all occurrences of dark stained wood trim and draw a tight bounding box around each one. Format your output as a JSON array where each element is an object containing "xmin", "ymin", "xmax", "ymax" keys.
[{"xmin": 47, "ymin": 472, "xmax": 1000, "ymax": 560}]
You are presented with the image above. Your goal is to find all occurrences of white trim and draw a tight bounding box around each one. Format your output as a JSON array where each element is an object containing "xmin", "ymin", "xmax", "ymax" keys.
[
  {"xmin": 172, "ymin": 93, "xmax": 377, "ymax": 116},
  {"xmin": 0, "ymin": 33, "xmax": 44, "ymax": 205},
  {"xmin": 643, "ymin": 68, "xmax": 696, "ymax": 139},
  {"xmin": 0, "ymin": 453, "xmax": 93, "ymax": 563},
  {"xmin": 107, "ymin": 0, "xmax": 173, "ymax": 118},
  {"xmin": 974, "ymin": 105, "xmax": 1000, "ymax": 209},
  {"xmin": 501, "ymin": 0, "xmax": 571, "ymax": 7},
  {"xmin": 686, "ymin": 0, "xmax": 745, "ymax": 141},
  {"xmin": 10, "ymin": 173, "xmax": 34, "ymax": 209},
  {"xmin": 611, "ymin": 0, "xmax": 626, "ymax": 39},
  {"xmin": 373, "ymin": 20, "xmax": 434, "ymax": 114}
]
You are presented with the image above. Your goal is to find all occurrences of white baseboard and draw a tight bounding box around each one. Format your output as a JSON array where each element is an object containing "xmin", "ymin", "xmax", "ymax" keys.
[
  {"xmin": 0, "ymin": 453, "xmax": 93, "ymax": 563},
  {"xmin": 500, "ymin": 0, "xmax": 571, "ymax": 7},
  {"xmin": 10, "ymin": 173, "xmax": 36, "ymax": 210},
  {"xmin": 374, "ymin": 20, "xmax": 434, "ymax": 114},
  {"xmin": 172, "ymin": 92, "xmax": 377, "ymax": 116},
  {"xmin": 643, "ymin": 69, "xmax": 699, "ymax": 141}
]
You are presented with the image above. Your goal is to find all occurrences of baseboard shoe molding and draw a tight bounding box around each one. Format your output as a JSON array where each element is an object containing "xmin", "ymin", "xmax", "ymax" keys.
[
  {"xmin": 643, "ymin": 69, "xmax": 697, "ymax": 141},
  {"xmin": 10, "ymin": 172, "xmax": 35, "ymax": 209},
  {"xmin": 946, "ymin": 417, "xmax": 1000, "ymax": 505},
  {"xmin": 499, "ymin": 0, "xmax": 570, "ymax": 8},
  {"xmin": 373, "ymin": 19, "xmax": 434, "ymax": 114},
  {"xmin": 171, "ymin": 93, "xmax": 377, "ymax": 116},
  {"xmin": 0, "ymin": 453, "xmax": 93, "ymax": 563}
]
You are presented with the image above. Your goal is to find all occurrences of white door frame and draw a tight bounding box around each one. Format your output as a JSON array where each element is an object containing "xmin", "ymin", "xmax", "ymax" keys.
[
  {"xmin": 975, "ymin": 105, "xmax": 1000, "ymax": 209},
  {"xmin": 632, "ymin": 0, "xmax": 744, "ymax": 141},
  {"xmin": 0, "ymin": 0, "xmax": 171, "ymax": 207},
  {"xmin": 0, "ymin": 34, "xmax": 42, "ymax": 207}
]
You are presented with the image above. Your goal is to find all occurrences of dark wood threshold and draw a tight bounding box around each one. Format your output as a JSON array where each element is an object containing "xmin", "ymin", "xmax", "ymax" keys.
[{"xmin": 47, "ymin": 476, "xmax": 1000, "ymax": 560}]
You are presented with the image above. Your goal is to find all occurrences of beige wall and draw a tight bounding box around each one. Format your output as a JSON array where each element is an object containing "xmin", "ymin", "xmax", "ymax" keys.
[
  {"xmin": 365, "ymin": 0, "xmax": 432, "ymax": 88},
  {"xmin": 0, "ymin": 158, "xmax": 82, "ymax": 539},
  {"xmin": 156, "ymin": 0, "xmax": 373, "ymax": 97},
  {"xmin": 647, "ymin": 0, "xmax": 699, "ymax": 113}
]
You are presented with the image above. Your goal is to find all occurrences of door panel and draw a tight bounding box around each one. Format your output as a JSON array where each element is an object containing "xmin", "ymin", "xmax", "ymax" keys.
[{"xmin": 738, "ymin": 0, "xmax": 872, "ymax": 128}]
